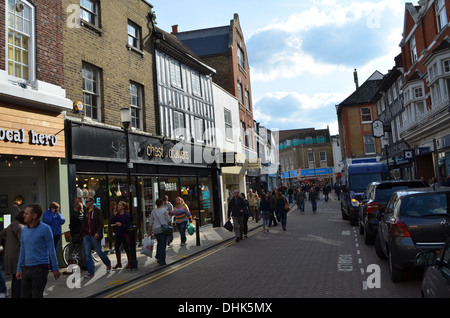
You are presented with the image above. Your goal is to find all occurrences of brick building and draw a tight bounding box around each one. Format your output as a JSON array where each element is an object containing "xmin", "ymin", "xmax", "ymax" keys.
[
  {"xmin": 397, "ymin": 0, "xmax": 450, "ymax": 183},
  {"xmin": 336, "ymin": 70, "xmax": 384, "ymax": 165},
  {"xmin": 0, "ymin": 0, "xmax": 72, "ymax": 231}
]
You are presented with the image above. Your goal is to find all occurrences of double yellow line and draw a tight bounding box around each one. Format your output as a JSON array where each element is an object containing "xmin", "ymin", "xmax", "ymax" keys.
[{"xmin": 103, "ymin": 227, "xmax": 262, "ymax": 298}]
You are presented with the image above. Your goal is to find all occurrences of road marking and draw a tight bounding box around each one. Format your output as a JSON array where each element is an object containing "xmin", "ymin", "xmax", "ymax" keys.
[{"xmin": 338, "ymin": 254, "xmax": 353, "ymax": 272}]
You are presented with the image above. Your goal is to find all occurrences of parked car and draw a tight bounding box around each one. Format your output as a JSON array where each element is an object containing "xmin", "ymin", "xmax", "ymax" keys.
[
  {"xmin": 359, "ymin": 180, "xmax": 425, "ymax": 245},
  {"xmin": 375, "ymin": 187, "xmax": 450, "ymax": 282},
  {"xmin": 416, "ymin": 238, "xmax": 450, "ymax": 298}
]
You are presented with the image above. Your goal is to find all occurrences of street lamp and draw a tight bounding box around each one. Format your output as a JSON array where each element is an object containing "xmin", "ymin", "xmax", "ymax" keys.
[{"xmin": 120, "ymin": 107, "xmax": 138, "ymax": 270}]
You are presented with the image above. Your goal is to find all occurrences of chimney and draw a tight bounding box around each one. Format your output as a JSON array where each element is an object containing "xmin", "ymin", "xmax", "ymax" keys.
[
  {"xmin": 353, "ymin": 68, "xmax": 359, "ymax": 89},
  {"xmin": 171, "ymin": 25, "xmax": 178, "ymax": 34}
]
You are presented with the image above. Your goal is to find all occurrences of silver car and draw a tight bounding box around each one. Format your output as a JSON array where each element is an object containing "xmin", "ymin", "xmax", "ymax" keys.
[
  {"xmin": 416, "ymin": 238, "xmax": 450, "ymax": 297},
  {"xmin": 375, "ymin": 187, "xmax": 450, "ymax": 282}
]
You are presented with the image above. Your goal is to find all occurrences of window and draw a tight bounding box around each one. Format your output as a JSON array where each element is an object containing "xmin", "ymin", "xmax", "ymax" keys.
[
  {"xmin": 6, "ymin": 0, "xmax": 34, "ymax": 81},
  {"xmin": 308, "ymin": 152, "xmax": 314, "ymax": 163},
  {"xmin": 238, "ymin": 46, "xmax": 245, "ymax": 69},
  {"xmin": 319, "ymin": 151, "xmax": 326, "ymax": 162},
  {"xmin": 245, "ymin": 90, "xmax": 250, "ymax": 110},
  {"xmin": 194, "ymin": 117, "xmax": 204, "ymax": 143},
  {"xmin": 443, "ymin": 59, "xmax": 450, "ymax": 73},
  {"xmin": 224, "ymin": 109, "xmax": 233, "ymax": 140},
  {"xmin": 436, "ymin": 0, "xmax": 448, "ymax": 33},
  {"xmin": 170, "ymin": 59, "xmax": 183, "ymax": 89},
  {"xmin": 191, "ymin": 71, "xmax": 201, "ymax": 97},
  {"xmin": 364, "ymin": 135, "xmax": 375, "ymax": 154},
  {"xmin": 130, "ymin": 82, "xmax": 142, "ymax": 129},
  {"xmin": 127, "ymin": 20, "xmax": 141, "ymax": 50},
  {"xmin": 173, "ymin": 111, "xmax": 185, "ymax": 138},
  {"xmin": 80, "ymin": 0, "xmax": 98, "ymax": 26},
  {"xmin": 410, "ymin": 36, "xmax": 417, "ymax": 64},
  {"xmin": 414, "ymin": 87, "xmax": 423, "ymax": 98},
  {"xmin": 82, "ymin": 63, "xmax": 101, "ymax": 121},
  {"xmin": 361, "ymin": 107, "xmax": 372, "ymax": 123},
  {"xmin": 237, "ymin": 82, "xmax": 243, "ymax": 104}
]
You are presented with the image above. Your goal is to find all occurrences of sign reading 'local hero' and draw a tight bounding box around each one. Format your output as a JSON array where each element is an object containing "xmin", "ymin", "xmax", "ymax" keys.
[{"xmin": 0, "ymin": 128, "xmax": 58, "ymax": 146}]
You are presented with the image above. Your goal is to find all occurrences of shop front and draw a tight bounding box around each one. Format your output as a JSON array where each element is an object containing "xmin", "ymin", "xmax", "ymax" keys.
[
  {"xmin": 0, "ymin": 102, "xmax": 66, "ymax": 230},
  {"xmin": 67, "ymin": 121, "xmax": 222, "ymax": 248}
]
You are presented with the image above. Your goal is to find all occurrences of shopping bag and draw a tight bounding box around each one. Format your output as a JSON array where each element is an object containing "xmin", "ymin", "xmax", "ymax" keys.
[
  {"xmin": 140, "ymin": 237, "xmax": 154, "ymax": 257},
  {"xmin": 187, "ymin": 222, "xmax": 195, "ymax": 235},
  {"xmin": 223, "ymin": 220, "xmax": 233, "ymax": 232}
]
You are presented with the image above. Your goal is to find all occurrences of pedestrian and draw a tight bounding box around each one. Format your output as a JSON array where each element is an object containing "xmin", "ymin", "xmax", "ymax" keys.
[
  {"xmin": 276, "ymin": 192, "xmax": 288, "ymax": 231},
  {"xmin": 323, "ymin": 184, "xmax": 331, "ymax": 202},
  {"xmin": 148, "ymin": 198, "xmax": 171, "ymax": 265},
  {"xmin": 247, "ymin": 189, "xmax": 259, "ymax": 222},
  {"xmin": 0, "ymin": 211, "xmax": 25, "ymax": 298},
  {"xmin": 82, "ymin": 197, "xmax": 111, "ymax": 278},
  {"xmin": 227, "ymin": 189, "xmax": 245, "ymax": 242},
  {"xmin": 259, "ymin": 193, "xmax": 271, "ymax": 232},
  {"xmin": 241, "ymin": 193, "xmax": 251, "ymax": 238},
  {"xmin": 111, "ymin": 201, "xmax": 131, "ymax": 269},
  {"xmin": 66, "ymin": 202, "xmax": 84, "ymax": 273},
  {"xmin": 172, "ymin": 197, "xmax": 192, "ymax": 246},
  {"xmin": 162, "ymin": 195, "xmax": 174, "ymax": 246},
  {"xmin": 309, "ymin": 187, "xmax": 319, "ymax": 213},
  {"xmin": 42, "ymin": 202, "xmax": 65, "ymax": 252},
  {"xmin": 297, "ymin": 188, "xmax": 306, "ymax": 212},
  {"xmin": 269, "ymin": 190, "xmax": 278, "ymax": 227},
  {"xmin": 430, "ymin": 177, "xmax": 439, "ymax": 190},
  {"xmin": 16, "ymin": 204, "xmax": 61, "ymax": 298}
]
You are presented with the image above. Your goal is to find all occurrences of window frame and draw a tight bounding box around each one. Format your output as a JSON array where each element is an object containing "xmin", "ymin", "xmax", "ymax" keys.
[
  {"xmin": 82, "ymin": 63, "xmax": 102, "ymax": 121},
  {"xmin": 360, "ymin": 107, "xmax": 372, "ymax": 123},
  {"xmin": 436, "ymin": 0, "xmax": 448, "ymax": 33},
  {"xmin": 410, "ymin": 35, "xmax": 418, "ymax": 64},
  {"xmin": 364, "ymin": 134, "xmax": 376, "ymax": 155},
  {"xmin": 80, "ymin": 0, "xmax": 99, "ymax": 26},
  {"xmin": 224, "ymin": 108, "xmax": 233, "ymax": 140},
  {"xmin": 169, "ymin": 58, "xmax": 183, "ymax": 90},
  {"xmin": 5, "ymin": 0, "xmax": 35, "ymax": 82},
  {"xmin": 127, "ymin": 20, "xmax": 141, "ymax": 50},
  {"xmin": 130, "ymin": 81, "xmax": 143, "ymax": 130}
]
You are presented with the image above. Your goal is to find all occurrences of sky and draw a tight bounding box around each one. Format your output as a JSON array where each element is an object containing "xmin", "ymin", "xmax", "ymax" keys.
[{"xmin": 149, "ymin": 0, "xmax": 410, "ymax": 135}]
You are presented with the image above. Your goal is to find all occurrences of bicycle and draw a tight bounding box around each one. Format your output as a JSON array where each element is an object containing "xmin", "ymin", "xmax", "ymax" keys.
[{"xmin": 62, "ymin": 232, "xmax": 101, "ymax": 266}]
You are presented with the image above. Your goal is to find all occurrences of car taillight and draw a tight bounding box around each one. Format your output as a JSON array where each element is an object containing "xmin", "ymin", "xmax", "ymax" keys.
[
  {"xmin": 367, "ymin": 202, "xmax": 379, "ymax": 214},
  {"xmin": 391, "ymin": 219, "xmax": 411, "ymax": 237}
]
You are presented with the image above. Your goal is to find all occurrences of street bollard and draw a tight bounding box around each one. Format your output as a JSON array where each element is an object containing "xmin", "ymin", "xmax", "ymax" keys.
[{"xmin": 195, "ymin": 217, "xmax": 200, "ymax": 246}]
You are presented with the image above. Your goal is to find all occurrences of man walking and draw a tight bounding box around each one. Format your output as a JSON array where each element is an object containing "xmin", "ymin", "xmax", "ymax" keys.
[
  {"xmin": 16, "ymin": 204, "xmax": 61, "ymax": 298},
  {"xmin": 227, "ymin": 190, "xmax": 246, "ymax": 242},
  {"xmin": 247, "ymin": 189, "xmax": 258, "ymax": 222},
  {"xmin": 82, "ymin": 197, "xmax": 111, "ymax": 278}
]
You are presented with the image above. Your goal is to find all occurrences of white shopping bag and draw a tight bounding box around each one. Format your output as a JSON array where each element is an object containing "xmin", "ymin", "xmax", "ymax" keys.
[{"xmin": 140, "ymin": 237, "xmax": 154, "ymax": 257}]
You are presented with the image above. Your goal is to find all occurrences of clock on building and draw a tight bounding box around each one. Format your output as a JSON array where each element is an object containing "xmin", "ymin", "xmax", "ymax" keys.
[{"xmin": 372, "ymin": 119, "xmax": 384, "ymax": 138}]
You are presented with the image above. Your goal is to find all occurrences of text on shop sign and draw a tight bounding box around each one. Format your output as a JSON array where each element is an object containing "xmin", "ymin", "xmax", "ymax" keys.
[{"xmin": 0, "ymin": 128, "xmax": 58, "ymax": 146}]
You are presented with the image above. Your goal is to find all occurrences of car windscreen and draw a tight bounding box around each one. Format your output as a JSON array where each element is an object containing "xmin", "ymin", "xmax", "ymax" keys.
[
  {"xmin": 401, "ymin": 193, "xmax": 450, "ymax": 217},
  {"xmin": 349, "ymin": 173, "xmax": 383, "ymax": 191},
  {"xmin": 374, "ymin": 183, "xmax": 425, "ymax": 202}
]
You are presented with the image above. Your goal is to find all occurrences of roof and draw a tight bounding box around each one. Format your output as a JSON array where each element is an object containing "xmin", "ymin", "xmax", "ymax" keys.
[
  {"xmin": 338, "ymin": 71, "xmax": 384, "ymax": 109},
  {"xmin": 175, "ymin": 26, "xmax": 230, "ymax": 57}
]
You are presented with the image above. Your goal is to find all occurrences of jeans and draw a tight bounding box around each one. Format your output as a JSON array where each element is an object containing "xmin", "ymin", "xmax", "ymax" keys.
[
  {"xmin": 155, "ymin": 233, "xmax": 167, "ymax": 264},
  {"xmin": 261, "ymin": 211, "xmax": 270, "ymax": 230},
  {"xmin": 279, "ymin": 211, "xmax": 287, "ymax": 228},
  {"xmin": 231, "ymin": 216, "xmax": 244, "ymax": 238},
  {"xmin": 83, "ymin": 235, "xmax": 111, "ymax": 275},
  {"xmin": 21, "ymin": 267, "xmax": 48, "ymax": 298},
  {"xmin": 176, "ymin": 220, "xmax": 188, "ymax": 244},
  {"xmin": 311, "ymin": 200, "xmax": 317, "ymax": 213},
  {"xmin": 298, "ymin": 200, "xmax": 305, "ymax": 211},
  {"xmin": 0, "ymin": 269, "xmax": 7, "ymax": 294}
]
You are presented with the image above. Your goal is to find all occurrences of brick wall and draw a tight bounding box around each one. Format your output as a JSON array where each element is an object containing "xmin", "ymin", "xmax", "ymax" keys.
[{"xmin": 62, "ymin": 0, "xmax": 156, "ymax": 132}]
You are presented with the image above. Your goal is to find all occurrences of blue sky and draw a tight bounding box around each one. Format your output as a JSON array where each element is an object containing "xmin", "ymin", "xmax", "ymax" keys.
[{"xmin": 149, "ymin": 0, "xmax": 408, "ymax": 135}]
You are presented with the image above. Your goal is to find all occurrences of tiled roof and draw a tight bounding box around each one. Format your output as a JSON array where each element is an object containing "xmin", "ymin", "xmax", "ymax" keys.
[{"xmin": 175, "ymin": 26, "xmax": 230, "ymax": 57}]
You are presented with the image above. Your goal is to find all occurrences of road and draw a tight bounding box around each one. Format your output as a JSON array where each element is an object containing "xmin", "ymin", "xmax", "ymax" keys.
[{"xmin": 99, "ymin": 195, "xmax": 422, "ymax": 299}]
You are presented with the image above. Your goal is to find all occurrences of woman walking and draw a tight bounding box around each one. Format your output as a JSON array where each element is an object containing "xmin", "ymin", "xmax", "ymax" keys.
[
  {"xmin": 260, "ymin": 193, "xmax": 271, "ymax": 232},
  {"xmin": 149, "ymin": 198, "xmax": 171, "ymax": 265},
  {"xmin": 111, "ymin": 201, "xmax": 131, "ymax": 269},
  {"xmin": 275, "ymin": 192, "xmax": 289, "ymax": 231},
  {"xmin": 172, "ymin": 197, "xmax": 192, "ymax": 246}
]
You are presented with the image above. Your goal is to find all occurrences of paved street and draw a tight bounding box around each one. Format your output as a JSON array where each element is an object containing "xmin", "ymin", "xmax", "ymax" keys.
[{"xmin": 99, "ymin": 195, "xmax": 422, "ymax": 299}]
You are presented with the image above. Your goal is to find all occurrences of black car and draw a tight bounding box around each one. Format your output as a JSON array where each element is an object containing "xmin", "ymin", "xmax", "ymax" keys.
[
  {"xmin": 416, "ymin": 238, "xmax": 450, "ymax": 298},
  {"xmin": 358, "ymin": 180, "xmax": 425, "ymax": 245},
  {"xmin": 375, "ymin": 187, "xmax": 450, "ymax": 282}
]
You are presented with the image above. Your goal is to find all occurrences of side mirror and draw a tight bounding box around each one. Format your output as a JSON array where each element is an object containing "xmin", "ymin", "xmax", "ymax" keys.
[{"xmin": 416, "ymin": 251, "xmax": 439, "ymax": 267}]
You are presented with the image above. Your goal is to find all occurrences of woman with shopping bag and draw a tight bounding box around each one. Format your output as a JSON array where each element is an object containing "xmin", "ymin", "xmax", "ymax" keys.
[{"xmin": 148, "ymin": 198, "xmax": 171, "ymax": 266}]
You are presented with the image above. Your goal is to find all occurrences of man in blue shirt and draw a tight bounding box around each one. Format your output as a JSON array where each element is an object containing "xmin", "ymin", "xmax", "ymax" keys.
[
  {"xmin": 16, "ymin": 204, "xmax": 61, "ymax": 298},
  {"xmin": 42, "ymin": 202, "xmax": 65, "ymax": 252}
]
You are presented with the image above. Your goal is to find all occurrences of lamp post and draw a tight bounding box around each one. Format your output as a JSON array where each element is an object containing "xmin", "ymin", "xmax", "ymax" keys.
[{"xmin": 120, "ymin": 107, "xmax": 138, "ymax": 270}]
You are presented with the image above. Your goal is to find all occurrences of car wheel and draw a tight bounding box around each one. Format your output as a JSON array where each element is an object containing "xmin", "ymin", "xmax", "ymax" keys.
[
  {"xmin": 364, "ymin": 224, "xmax": 375, "ymax": 245},
  {"xmin": 389, "ymin": 251, "xmax": 405, "ymax": 282},
  {"xmin": 375, "ymin": 234, "xmax": 387, "ymax": 260}
]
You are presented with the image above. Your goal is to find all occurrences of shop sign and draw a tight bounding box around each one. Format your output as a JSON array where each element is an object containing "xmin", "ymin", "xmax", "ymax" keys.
[{"xmin": 0, "ymin": 127, "xmax": 57, "ymax": 146}]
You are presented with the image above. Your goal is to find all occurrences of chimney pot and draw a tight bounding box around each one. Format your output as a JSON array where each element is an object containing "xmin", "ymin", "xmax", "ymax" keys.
[{"xmin": 172, "ymin": 25, "xmax": 178, "ymax": 34}]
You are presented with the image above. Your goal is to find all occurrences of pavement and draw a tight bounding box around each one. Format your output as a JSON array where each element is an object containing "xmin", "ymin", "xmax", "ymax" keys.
[{"xmin": 3, "ymin": 204, "xmax": 297, "ymax": 298}]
